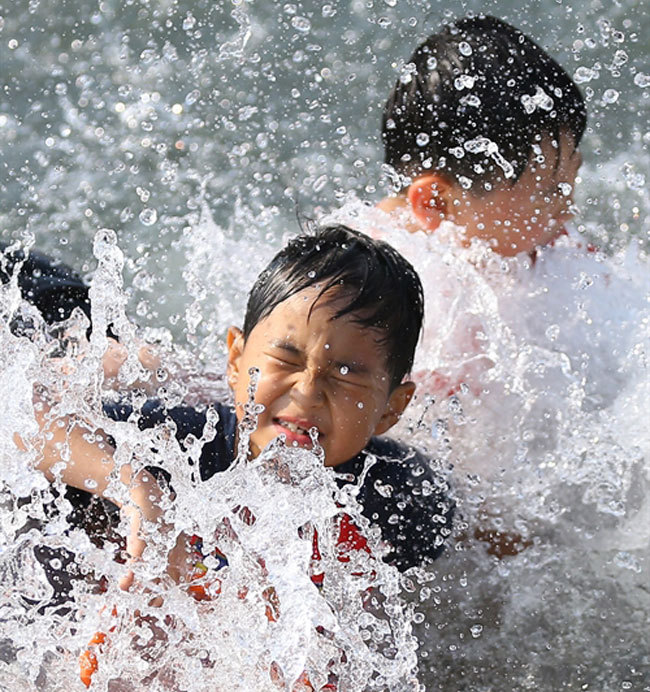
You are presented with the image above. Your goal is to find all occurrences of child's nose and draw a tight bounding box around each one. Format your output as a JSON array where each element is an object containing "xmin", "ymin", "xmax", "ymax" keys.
[{"xmin": 291, "ymin": 369, "xmax": 324, "ymax": 405}]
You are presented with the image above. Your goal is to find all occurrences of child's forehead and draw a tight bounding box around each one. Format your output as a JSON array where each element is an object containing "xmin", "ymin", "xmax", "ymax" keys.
[{"xmin": 264, "ymin": 289, "xmax": 391, "ymax": 361}]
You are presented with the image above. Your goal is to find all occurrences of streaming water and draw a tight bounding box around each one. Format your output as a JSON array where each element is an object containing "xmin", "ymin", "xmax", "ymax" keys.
[{"xmin": 1, "ymin": 0, "xmax": 649, "ymax": 690}]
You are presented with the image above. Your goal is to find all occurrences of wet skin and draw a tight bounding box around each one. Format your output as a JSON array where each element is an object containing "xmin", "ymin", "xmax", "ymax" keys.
[
  {"xmin": 384, "ymin": 130, "xmax": 583, "ymax": 257},
  {"xmin": 227, "ymin": 287, "xmax": 414, "ymax": 467},
  {"xmin": 449, "ymin": 131, "xmax": 583, "ymax": 255}
]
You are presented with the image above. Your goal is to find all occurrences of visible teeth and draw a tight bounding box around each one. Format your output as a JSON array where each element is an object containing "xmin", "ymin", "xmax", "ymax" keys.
[{"xmin": 280, "ymin": 420, "xmax": 307, "ymax": 434}]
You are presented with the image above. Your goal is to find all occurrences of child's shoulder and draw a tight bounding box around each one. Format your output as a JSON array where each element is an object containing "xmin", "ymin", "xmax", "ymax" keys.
[
  {"xmin": 103, "ymin": 398, "xmax": 237, "ymax": 481},
  {"xmin": 341, "ymin": 436, "xmax": 454, "ymax": 570}
]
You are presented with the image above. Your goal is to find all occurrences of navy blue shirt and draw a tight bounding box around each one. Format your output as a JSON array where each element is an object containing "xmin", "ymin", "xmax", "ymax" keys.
[{"xmin": 103, "ymin": 400, "xmax": 454, "ymax": 571}]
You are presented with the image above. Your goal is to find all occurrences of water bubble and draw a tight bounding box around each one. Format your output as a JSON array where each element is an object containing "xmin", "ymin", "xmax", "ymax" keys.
[
  {"xmin": 321, "ymin": 4, "xmax": 336, "ymax": 17},
  {"xmin": 185, "ymin": 89, "xmax": 200, "ymax": 106},
  {"xmin": 84, "ymin": 479, "xmax": 98, "ymax": 490},
  {"xmin": 356, "ymin": 402, "xmax": 364, "ymax": 409},
  {"xmin": 602, "ymin": 88, "xmax": 619, "ymax": 104},
  {"xmin": 416, "ymin": 132, "xmax": 430, "ymax": 147},
  {"xmin": 339, "ymin": 365, "xmax": 349, "ymax": 376},
  {"xmin": 139, "ymin": 208, "xmax": 158, "ymax": 226},
  {"xmin": 383, "ymin": 0, "xmax": 397, "ymax": 6},
  {"xmin": 521, "ymin": 86, "xmax": 554, "ymax": 113},
  {"xmin": 454, "ymin": 74, "xmax": 476, "ymax": 90},
  {"xmin": 182, "ymin": 13, "xmax": 196, "ymax": 31},
  {"xmin": 470, "ymin": 624, "xmax": 483, "ymax": 638},
  {"xmin": 558, "ymin": 182, "xmax": 573, "ymax": 197},
  {"xmin": 633, "ymin": 72, "xmax": 650, "ymax": 88},
  {"xmin": 573, "ymin": 66, "xmax": 598, "ymax": 83},
  {"xmin": 312, "ymin": 174, "xmax": 328, "ymax": 192},
  {"xmin": 291, "ymin": 16, "xmax": 311, "ymax": 33},
  {"xmin": 545, "ymin": 324, "xmax": 560, "ymax": 341},
  {"xmin": 399, "ymin": 62, "xmax": 417, "ymax": 85},
  {"xmin": 460, "ymin": 94, "xmax": 481, "ymax": 108},
  {"xmin": 459, "ymin": 41, "xmax": 472, "ymax": 56},
  {"xmin": 622, "ymin": 163, "xmax": 646, "ymax": 191}
]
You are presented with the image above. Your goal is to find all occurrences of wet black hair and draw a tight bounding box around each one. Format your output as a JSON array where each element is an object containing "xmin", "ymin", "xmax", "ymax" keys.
[
  {"xmin": 243, "ymin": 223, "xmax": 424, "ymax": 390},
  {"xmin": 382, "ymin": 15, "xmax": 587, "ymax": 191}
]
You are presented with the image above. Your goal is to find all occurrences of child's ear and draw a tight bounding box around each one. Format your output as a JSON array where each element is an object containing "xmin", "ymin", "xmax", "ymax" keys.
[
  {"xmin": 226, "ymin": 326, "xmax": 244, "ymax": 389},
  {"xmin": 373, "ymin": 381, "xmax": 416, "ymax": 436},
  {"xmin": 407, "ymin": 173, "xmax": 453, "ymax": 232}
]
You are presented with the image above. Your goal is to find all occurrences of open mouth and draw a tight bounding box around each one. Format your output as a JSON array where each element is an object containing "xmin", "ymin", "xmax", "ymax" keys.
[{"xmin": 273, "ymin": 418, "xmax": 321, "ymax": 445}]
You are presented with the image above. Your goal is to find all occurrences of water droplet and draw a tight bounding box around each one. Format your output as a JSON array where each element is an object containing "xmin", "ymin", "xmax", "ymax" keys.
[
  {"xmin": 415, "ymin": 132, "xmax": 430, "ymax": 146},
  {"xmin": 470, "ymin": 624, "xmax": 483, "ymax": 638},
  {"xmin": 339, "ymin": 365, "xmax": 349, "ymax": 376},
  {"xmin": 291, "ymin": 16, "xmax": 311, "ymax": 33},
  {"xmin": 545, "ymin": 324, "xmax": 560, "ymax": 341},
  {"xmin": 459, "ymin": 41, "xmax": 472, "ymax": 56},
  {"xmin": 454, "ymin": 74, "xmax": 476, "ymax": 90},
  {"xmin": 573, "ymin": 66, "xmax": 598, "ymax": 84},
  {"xmin": 356, "ymin": 401, "xmax": 364, "ymax": 409},
  {"xmin": 185, "ymin": 89, "xmax": 200, "ymax": 105},
  {"xmin": 139, "ymin": 208, "xmax": 158, "ymax": 226},
  {"xmin": 634, "ymin": 72, "xmax": 650, "ymax": 88},
  {"xmin": 602, "ymin": 88, "xmax": 619, "ymax": 104}
]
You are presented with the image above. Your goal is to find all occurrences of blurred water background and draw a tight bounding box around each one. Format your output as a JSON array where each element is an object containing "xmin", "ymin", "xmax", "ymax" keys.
[{"xmin": 1, "ymin": 0, "xmax": 647, "ymax": 346}]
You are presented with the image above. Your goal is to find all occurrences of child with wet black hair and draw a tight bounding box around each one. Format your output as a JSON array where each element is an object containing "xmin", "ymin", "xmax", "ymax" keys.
[
  {"xmin": 323, "ymin": 14, "xmax": 594, "ymax": 557},
  {"xmin": 19, "ymin": 223, "xmax": 452, "ymax": 611},
  {"xmin": 378, "ymin": 14, "xmax": 586, "ymax": 258}
]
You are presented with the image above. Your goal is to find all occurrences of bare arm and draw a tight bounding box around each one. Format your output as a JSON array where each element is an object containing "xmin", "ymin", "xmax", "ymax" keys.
[{"xmin": 15, "ymin": 398, "xmax": 163, "ymax": 569}]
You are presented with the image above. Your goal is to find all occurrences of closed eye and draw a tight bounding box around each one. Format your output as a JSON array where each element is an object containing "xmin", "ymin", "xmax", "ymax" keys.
[
  {"xmin": 330, "ymin": 371, "xmax": 370, "ymax": 389},
  {"xmin": 265, "ymin": 351, "xmax": 302, "ymax": 368}
]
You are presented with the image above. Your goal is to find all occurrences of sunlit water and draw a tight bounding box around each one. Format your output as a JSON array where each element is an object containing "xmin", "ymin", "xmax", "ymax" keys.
[{"xmin": 1, "ymin": 0, "xmax": 649, "ymax": 689}]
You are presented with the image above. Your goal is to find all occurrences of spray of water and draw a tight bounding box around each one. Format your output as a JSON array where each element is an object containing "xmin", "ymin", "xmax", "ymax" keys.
[{"xmin": 0, "ymin": 230, "xmax": 431, "ymax": 691}]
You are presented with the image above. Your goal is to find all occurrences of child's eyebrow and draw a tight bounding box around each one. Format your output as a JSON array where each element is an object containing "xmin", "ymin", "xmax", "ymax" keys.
[{"xmin": 269, "ymin": 339, "xmax": 301, "ymax": 355}]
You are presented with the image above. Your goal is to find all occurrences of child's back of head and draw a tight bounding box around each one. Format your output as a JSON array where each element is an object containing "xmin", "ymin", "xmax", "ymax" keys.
[{"xmin": 382, "ymin": 15, "xmax": 586, "ymax": 192}]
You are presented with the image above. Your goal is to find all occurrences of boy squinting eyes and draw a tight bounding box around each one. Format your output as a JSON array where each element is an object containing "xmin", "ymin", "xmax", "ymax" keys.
[{"xmin": 227, "ymin": 286, "xmax": 414, "ymax": 467}]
